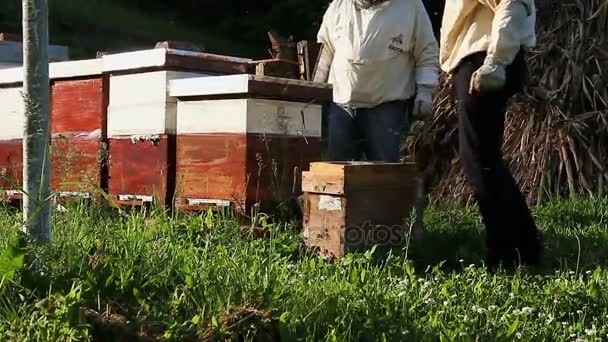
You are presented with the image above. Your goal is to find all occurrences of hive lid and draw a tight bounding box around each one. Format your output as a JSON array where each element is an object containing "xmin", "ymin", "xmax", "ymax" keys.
[
  {"xmin": 0, "ymin": 58, "xmax": 103, "ymax": 86},
  {"xmin": 102, "ymin": 47, "xmax": 252, "ymax": 75},
  {"xmin": 169, "ymin": 73, "xmax": 332, "ymax": 103},
  {"xmin": 302, "ymin": 161, "xmax": 417, "ymax": 196}
]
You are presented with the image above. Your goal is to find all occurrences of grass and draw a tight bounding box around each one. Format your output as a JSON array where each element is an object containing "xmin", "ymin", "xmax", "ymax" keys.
[{"xmin": 0, "ymin": 197, "xmax": 607, "ymax": 341}]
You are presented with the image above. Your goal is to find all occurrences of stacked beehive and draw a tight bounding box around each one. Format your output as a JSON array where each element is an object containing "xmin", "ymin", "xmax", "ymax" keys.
[
  {"xmin": 102, "ymin": 48, "xmax": 252, "ymax": 205},
  {"xmin": 169, "ymin": 74, "xmax": 332, "ymax": 212},
  {"xmin": 0, "ymin": 47, "xmax": 253, "ymax": 203},
  {"xmin": 50, "ymin": 59, "xmax": 106, "ymax": 199},
  {"xmin": 0, "ymin": 45, "xmax": 333, "ymax": 212},
  {"xmin": 0, "ymin": 59, "xmax": 106, "ymax": 200}
]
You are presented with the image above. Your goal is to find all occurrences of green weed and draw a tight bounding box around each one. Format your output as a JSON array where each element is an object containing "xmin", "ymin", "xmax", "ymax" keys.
[{"xmin": 0, "ymin": 197, "xmax": 606, "ymax": 341}]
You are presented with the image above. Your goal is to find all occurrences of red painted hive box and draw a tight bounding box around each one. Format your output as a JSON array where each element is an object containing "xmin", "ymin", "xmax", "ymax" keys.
[{"xmin": 50, "ymin": 59, "xmax": 107, "ymax": 198}]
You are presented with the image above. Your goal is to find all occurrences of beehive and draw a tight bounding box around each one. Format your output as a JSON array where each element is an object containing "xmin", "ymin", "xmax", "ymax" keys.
[
  {"xmin": 169, "ymin": 74, "xmax": 332, "ymax": 212},
  {"xmin": 302, "ymin": 162, "xmax": 417, "ymax": 259},
  {"xmin": 50, "ymin": 59, "xmax": 107, "ymax": 199},
  {"xmin": 0, "ymin": 59, "xmax": 107, "ymax": 201},
  {"xmin": 102, "ymin": 48, "xmax": 252, "ymax": 206}
]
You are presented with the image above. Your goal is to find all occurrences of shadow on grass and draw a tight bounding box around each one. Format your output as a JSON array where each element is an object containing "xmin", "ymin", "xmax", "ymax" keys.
[{"xmin": 399, "ymin": 199, "xmax": 608, "ymax": 274}]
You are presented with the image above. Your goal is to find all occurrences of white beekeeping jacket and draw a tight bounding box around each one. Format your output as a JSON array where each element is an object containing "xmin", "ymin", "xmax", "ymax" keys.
[
  {"xmin": 440, "ymin": 0, "xmax": 536, "ymax": 73},
  {"xmin": 317, "ymin": 0, "xmax": 439, "ymax": 108}
]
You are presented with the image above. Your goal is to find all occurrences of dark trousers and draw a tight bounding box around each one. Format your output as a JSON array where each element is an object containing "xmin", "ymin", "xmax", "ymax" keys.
[
  {"xmin": 327, "ymin": 100, "xmax": 411, "ymax": 162},
  {"xmin": 454, "ymin": 51, "xmax": 542, "ymax": 268}
]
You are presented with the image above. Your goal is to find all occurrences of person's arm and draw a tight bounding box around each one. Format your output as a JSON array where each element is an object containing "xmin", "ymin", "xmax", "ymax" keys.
[
  {"xmin": 476, "ymin": 0, "xmax": 533, "ymax": 65},
  {"xmin": 412, "ymin": 0, "xmax": 439, "ymax": 120},
  {"xmin": 412, "ymin": 0, "xmax": 439, "ymax": 89},
  {"xmin": 469, "ymin": 0, "xmax": 533, "ymax": 93},
  {"xmin": 313, "ymin": 2, "xmax": 336, "ymax": 83}
]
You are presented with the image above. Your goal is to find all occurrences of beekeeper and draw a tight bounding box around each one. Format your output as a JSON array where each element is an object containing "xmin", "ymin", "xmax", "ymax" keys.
[
  {"xmin": 314, "ymin": 0, "xmax": 439, "ymax": 162},
  {"xmin": 440, "ymin": 0, "xmax": 543, "ymax": 269}
]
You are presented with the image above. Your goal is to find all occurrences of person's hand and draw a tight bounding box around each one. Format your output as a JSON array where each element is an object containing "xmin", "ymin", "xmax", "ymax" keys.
[
  {"xmin": 412, "ymin": 86, "xmax": 433, "ymax": 121},
  {"xmin": 469, "ymin": 55, "xmax": 507, "ymax": 94}
]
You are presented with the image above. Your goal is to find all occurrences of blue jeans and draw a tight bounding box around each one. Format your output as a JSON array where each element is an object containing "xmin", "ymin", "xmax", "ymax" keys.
[{"xmin": 327, "ymin": 100, "xmax": 412, "ymax": 162}]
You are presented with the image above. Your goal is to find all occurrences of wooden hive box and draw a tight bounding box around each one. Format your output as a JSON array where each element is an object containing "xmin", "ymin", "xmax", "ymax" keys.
[
  {"xmin": 0, "ymin": 35, "xmax": 71, "ymax": 199},
  {"xmin": 169, "ymin": 74, "xmax": 332, "ymax": 213},
  {"xmin": 302, "ymin": 161, "xmax": 417, "ymax": 259},
  {"xmin": 0, "ymin": 59, "xmax": 108, "ymax": 201},
  {"xmin": 0, "ymin": 75, "xmax": 24, "ymax": 200},
  {"xmin": 49, "ymin": 59, "xmax": 107, "ymax": 199},
  {"xmin": 102, "ymin": 48, "xmax": 252, "ymax": 206}
]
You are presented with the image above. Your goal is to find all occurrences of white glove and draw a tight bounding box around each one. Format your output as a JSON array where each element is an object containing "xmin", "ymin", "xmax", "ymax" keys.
[
  {"xmin": 412, "ymin": 86, "xmax": 433, "ymax": 121},
  {"xmin": 469, "ymin": 55, "xmax": 507, "ymax": 94}
]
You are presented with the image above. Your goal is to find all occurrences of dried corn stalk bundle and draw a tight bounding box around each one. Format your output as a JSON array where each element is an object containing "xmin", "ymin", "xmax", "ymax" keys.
[{"xmin": 403, "ymin": 0, "xmax": 608, "ymax": 206}]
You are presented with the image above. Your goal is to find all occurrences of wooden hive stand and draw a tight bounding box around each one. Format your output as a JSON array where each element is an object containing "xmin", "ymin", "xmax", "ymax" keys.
[{"xmin": 302, "ymin": 161, "xmax": 417, "ymax": 259}]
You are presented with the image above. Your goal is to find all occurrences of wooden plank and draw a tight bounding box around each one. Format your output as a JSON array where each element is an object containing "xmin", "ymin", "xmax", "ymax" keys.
[
  {"xmin": 155, "ymin": 41, "xmax": 205, "ymax": 52},
  {"xmin": 247, "ymin": 77, "xmax": 332, "ymax": 103},
  {"xmin": 50, "ymin": 59, "xmax": 103, "ymax": 80},
  {"xmin": 108, "ymin": 136, "xmax": 173, "ymax": 205},
  {"xmin": 50, "ymin": 75, "xmax": 109, "ymax": 197},
  {"xmin": 102, "ymin": 48, "xmax": 252, "ymax": 75},
  {"xmin": 303, "ymin": 193, "xmax": 347, "ymax": 259},
  {"xmin": 302, "ymin": 162, "xmax": 417, "ymax": 195},
  {"xmin": 246, "ymin": 98, "xmax": 323, "ymax": 136},
  {"xmin": 302, "ymin": 189, "xmax": 415, "ymax": 258},
  {"xmin": 51, "ymin": 78, "xmax": 105, "ymax": 134},
  {"xmin": 175, "ymin": 133, "xmax": 247, "ymax": 206},
  {"xmin": 176, "ymin": 99, "xmax": 248, "ymax": 134},
  {"xmin": 166, "ymin": 52, "xmax": 252, "ymax": 75},
  {"xmin": 297, "ymin": 40, "xmax": 322, "ymax": 81},
  {"xmin": 170, "ymin": 74, "xmax": 250, "ymax": 97},
  {"xmin": 51, "ymin": 136, "xmax": 103, "ymax": 192},
  {"xmin": 245, "ymin": 133, "xmax": 321, "ymax": 209},
  {"xmin": 0, "ymin": 58, "xmax": 103, "ymax": 85},
  {"xmin": 174, "ymin": 133, "xmax": 321, "ymax": 213},
  {"xmin": 297, "ymin": 42, "xmax": 306, "ymax": 80},
  {"xmin": 176, "ymin": 98, "xmax": 323, "ymax": 137},
  {"xmin": 108, "ymin": 71, "xmax": 203, "ymax": 137},
  {"xmin": 302, "ymin": 172, "xmax": 347, "ymax": 196},
  {"xmin": 252, "ymin": 59, "xmax": 300, "ymax": 79},
  {"xmin": 169, "ymin": 74, "xmax": 332, "ymax": 103}
]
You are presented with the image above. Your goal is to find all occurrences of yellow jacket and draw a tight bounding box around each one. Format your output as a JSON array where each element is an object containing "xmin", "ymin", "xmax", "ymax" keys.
[
  {"xmin": 440, "ymin": 0, "xmax": 536, "ymax": 73},
  {"xmin": 316, "ymin": 0, "xmax": 439, "ymax": 108}
]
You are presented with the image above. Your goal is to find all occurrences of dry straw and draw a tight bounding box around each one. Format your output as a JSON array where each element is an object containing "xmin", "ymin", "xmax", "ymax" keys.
[{"xmin": 404, "ymin": 0, "xmax": 608, "ymax": 206}]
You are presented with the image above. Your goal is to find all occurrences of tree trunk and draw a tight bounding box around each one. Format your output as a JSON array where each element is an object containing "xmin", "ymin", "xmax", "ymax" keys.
[{"xmin": 22, "ymin": 0, "xmax": 51, "ymax": 242}]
